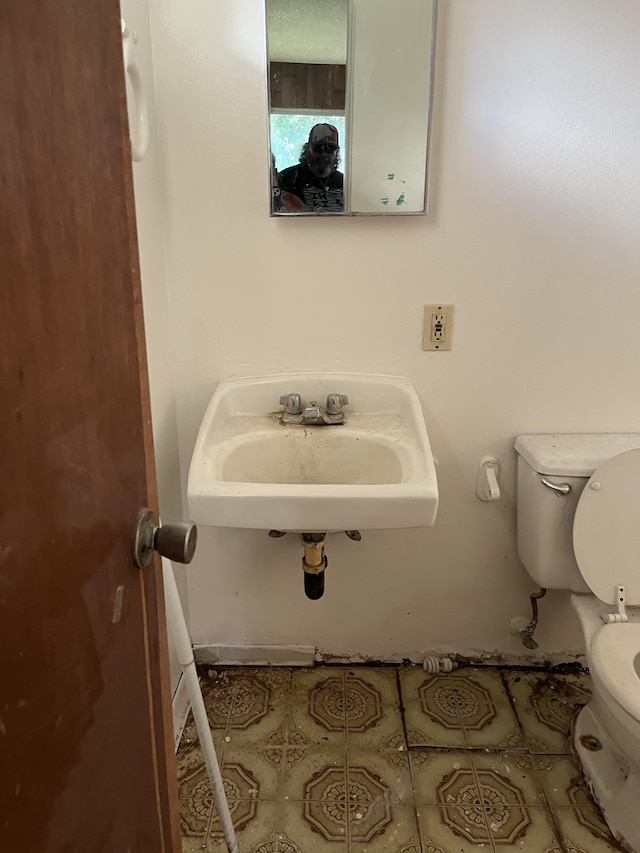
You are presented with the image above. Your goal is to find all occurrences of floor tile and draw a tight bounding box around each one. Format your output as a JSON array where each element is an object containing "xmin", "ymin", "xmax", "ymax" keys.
[
  {"xmin": 344, "ymin": 666, "xmax": 401, "ymax": 706},
  {"xmin": 300, "ymin": 797, "xmax": 351, "ymax": 845},
  {"xmin": 295, "ymin": 668, "xmax": 401, "ymax": 739},
  {"xmin": 178, "ymin": 760, "xmax": 214, "ymax": 803},
  {"xmin": 219, "ymin": 745, "xmax": 281, "ymax": 800},
  {"xmin": 553, "ymin": 807, "xmax": 627, "ymax": 852},
  {"xmin": 470, "ymin": 752, "xmax": 547, "ymax": 806},
  {"xmin": 502, "ymin": 669, "xmax": 591, "ymax": 754},
  {"xmin": 181, "ymin": 836, "xmax": 208, "ymax": 852},
  {"xmin": 176, "ymin": 739, "xmax": 207, "ymax": 783},
  {"xmin": 451, "ymin": 668, "xmax": 524, "ymax": 749},
  {"xmin": 417, "ymin": 803, "xmax": 493, "ymax": 850},
  {"xmin": 461, "ymin": 705, "xmax": 525, "ymax": 750},
  {"xmin": 206, "ymin": 666, "xmax": 294, "ymax": 703},
  {"xmin": 278, "ymin": 746, "xmax": 346, "ymax": 802},
  {"xmin": 415, "ymin": 757, "xmax": 555, "ymax": 847},
  {"xmin": 286, "ymin": 700, "xmax": 347, "ymax": 748},
  {"xmin": 207, "ymin": 800, "xmax": 347, "ymax": 853},
  {"xmin": 179, "ymin": 797, "xmax": 212, "ymax": 840},
  {"xmin": 289, "ymin": 797, "xmax": 350, "ymax": 850},
  {"xmin": 373, "ymin": 734, "xmax": 412, "ymax": 777},
  {"xmin": 347, "ymin": 747, "xmax": 415, "ymax": 806},
  {"xmin": 202, "ymin": 669, "xmax": 291, "ymax": 745},
  {"xmin": 399, "ymin": 668, "xmax": 468, "ymax": 748},
  {"xmin": 400, "ymin": 666, "xmax": 523, "ymax": 749},
  {"xmin": 448, "ymin": 667, "xmax": 513, "ymax": 704},
  {"xmin": 179, "ymin": 713, "xmax": 228, "ymax": 754},
  {"xmin": 290, "ymin": 665, "xmax": 345, "ymax": 703},
  {"xmin": 534, "ymin": 754, "xmax": 588, "ymax": 807},
  {"xmin": 485, "ymin": 806, "xmax": 560, "ymax": 851},
  {"xmin": 345, "ymin": 701, "xmax": 407, "ymax": 749},
  {"xmin": 411, "ymin": 751, "xmax": 476, "ymax": 805},
  {"xmin": 421, "ymin": 802, "xmax": 561, "ymax": 852},
  {"xmin": 349, "ymin": 803, "xmax": 421, "ymax": 851},
  {"xmin": 177, "ymin": 664, "xmax": 620, "ymax": 853}
]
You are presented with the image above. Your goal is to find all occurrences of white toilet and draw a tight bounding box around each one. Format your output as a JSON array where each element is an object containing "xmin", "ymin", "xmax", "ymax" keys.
[{"xmin": 515, "ymin": 433, "xmax": 640, "ymax": 852}]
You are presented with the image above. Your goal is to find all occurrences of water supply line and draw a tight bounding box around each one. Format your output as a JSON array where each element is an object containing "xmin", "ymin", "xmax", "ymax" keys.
[
  {"xmin": 162, "ymin": 560, "xmax": 239, "ymax": 853},
  {"xmin": 519, "ymin": 587, "xmax": 547, "ymax": 649}
]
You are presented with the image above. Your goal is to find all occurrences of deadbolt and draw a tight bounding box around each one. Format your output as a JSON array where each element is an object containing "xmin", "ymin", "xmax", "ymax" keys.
[{"xmin": 131, "ymin": 508, "xmax": 198, "ymax": 569}]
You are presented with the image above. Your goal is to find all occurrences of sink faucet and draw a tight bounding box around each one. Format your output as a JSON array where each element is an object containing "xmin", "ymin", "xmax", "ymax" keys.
[{"xmin": 278, "ymin": 393, "xmax": 349, "ymax": 425}]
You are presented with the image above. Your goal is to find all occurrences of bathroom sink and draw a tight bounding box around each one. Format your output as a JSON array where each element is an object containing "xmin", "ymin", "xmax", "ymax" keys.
[{"xmin": 187, "ymin": 373, "xmax": 438, "ymax": 532}]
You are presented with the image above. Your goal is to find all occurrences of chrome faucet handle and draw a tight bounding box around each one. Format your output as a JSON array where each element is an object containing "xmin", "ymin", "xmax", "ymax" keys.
[
  {"xmin": 326, "ymin": 393, "xmax": 349, "ymax": 415},
  {"xmin": 279, "ymin": 393, "xmax": 303, "ymax": 415}
]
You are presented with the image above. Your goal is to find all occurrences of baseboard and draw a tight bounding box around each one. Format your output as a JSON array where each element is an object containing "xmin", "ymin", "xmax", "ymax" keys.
[
  {"xmin": 316, "ymin": 648, "xmax": 587, "ymax": 669},
  {"xmin": 193, "ymin": 643, "xmax": 316, "ymax": 667},
  {"xmin": 171, "ymin": 672, "xmax": 191, "ymax": 752},
  {"xmin": 190, "ymin": 643, "xmax": 585, "ymax": 671}
]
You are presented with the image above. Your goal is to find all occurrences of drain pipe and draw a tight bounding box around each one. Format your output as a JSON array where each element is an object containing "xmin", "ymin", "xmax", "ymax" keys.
[
  {"xmin": 162, "ymin": 560, "xmax": 239, "ymax": 853},
  {"xmin": 301, "ymin": 533, "xmax": 327, "ymax": 599}
]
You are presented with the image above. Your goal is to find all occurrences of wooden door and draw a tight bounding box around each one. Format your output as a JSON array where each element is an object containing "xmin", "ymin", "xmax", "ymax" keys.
[{"xmin": 0, "ymin": 2, "xmax": 181, "ymax": 850}]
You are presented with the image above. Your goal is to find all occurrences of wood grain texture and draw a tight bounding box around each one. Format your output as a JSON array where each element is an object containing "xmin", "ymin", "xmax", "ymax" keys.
[
  {"xmin": 270, "ymin": 61, "xmax": 346, "ymax": 110},
  {"xmin": 0, "ymin": 1, "xmax": 180, "ymax": 849}
]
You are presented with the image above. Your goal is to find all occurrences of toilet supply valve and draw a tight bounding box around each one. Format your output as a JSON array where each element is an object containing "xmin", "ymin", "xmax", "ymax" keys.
[{"xmin": 477, "ymin": 457, "xmax": 501, "ymax": 501}]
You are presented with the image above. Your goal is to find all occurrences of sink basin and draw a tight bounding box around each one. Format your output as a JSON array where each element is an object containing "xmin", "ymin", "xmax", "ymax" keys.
[{"xmin": 187, "ymin": 373, "xmax": 438, "ymax": 532}]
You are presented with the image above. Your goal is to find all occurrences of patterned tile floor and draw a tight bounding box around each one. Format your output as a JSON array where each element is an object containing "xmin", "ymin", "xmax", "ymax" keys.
[{"xmin": 177, "ymin": 664, "xmax": 628, "ymax": 853}]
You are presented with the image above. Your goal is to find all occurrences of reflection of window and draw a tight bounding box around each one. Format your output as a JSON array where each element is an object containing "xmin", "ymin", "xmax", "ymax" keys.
[{"xmin": 270, "ymin": 113, "xmax": 346, "ymax": 174}]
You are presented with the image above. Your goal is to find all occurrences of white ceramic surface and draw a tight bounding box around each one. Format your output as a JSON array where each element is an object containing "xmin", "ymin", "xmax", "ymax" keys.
[{"xmin": 187, "ymin": 373, "xmax": 438, "ymax": 531}]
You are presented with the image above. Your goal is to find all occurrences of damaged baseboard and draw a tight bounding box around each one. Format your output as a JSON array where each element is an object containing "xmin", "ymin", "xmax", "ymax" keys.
[
  {"xmin": 193, "ymin": 644, "xmax": 316, "ymax": 667},
  {"xmin": 316, "ymin": 648, "xmax": 587, "ymax": 669},
  {"xmin": 191, "ymin": 644, "xmax": 586, "ymax": 670}
]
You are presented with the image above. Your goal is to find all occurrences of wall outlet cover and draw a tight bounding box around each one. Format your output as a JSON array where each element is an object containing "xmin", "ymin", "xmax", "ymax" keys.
[{"xmin": 423, "ymin": 304, "xmax": 454, "ymax": 351}]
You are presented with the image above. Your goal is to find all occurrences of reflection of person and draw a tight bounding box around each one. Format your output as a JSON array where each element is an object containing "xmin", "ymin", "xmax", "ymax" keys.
[
  {"xmin": 277, "ymin": 124, "xmax": 344, "ymax": 213},
  {"xmin": 271, "ymin": 154, "xmax": 309, "ymax": 213}
]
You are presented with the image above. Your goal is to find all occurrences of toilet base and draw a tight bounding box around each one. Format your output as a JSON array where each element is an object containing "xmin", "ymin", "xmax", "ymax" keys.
[{"xmin": 574, "ymin": 703, "xmax": 640, "ymax": 852}]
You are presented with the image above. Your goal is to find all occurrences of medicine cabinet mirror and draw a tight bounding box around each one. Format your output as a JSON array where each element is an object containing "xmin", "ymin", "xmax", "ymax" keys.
[{"xmin": 266, "ymin": 0, "xmax": 437, "ymax": 217}]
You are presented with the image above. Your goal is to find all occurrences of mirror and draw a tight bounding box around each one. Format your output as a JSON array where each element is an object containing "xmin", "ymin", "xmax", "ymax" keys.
[{"xmin": 266, "ymin": 0, "xmax": 437, "ymax": 216}]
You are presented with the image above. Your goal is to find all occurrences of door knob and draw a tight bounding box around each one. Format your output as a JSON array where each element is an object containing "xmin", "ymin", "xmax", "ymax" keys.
[{"xmin": 131, "ymin": 508, "xmax": 197, "ymax": 569}]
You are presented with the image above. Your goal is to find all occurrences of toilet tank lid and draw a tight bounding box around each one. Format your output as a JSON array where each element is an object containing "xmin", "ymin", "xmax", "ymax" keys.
[{"xmin": 514, "ymin": 434, "xmax": 640, "ymax": 476}]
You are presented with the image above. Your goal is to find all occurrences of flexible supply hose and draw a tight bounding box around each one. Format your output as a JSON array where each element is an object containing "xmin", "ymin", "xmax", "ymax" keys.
[{"xmin": 162, "ymin": 560, "xmax": 239, "ymax": 853}]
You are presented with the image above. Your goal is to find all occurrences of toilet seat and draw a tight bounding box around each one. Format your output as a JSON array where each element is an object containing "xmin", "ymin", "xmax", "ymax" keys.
[
  {"xmin": 573, "ymin": 448, "xmax": 640, "ymax": 606},
  {"xmin": 590, "ymin": 623, "xmax": 640, "ymax": 721}
]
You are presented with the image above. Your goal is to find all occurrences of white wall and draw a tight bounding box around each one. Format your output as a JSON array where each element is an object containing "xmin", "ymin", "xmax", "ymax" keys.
[
  {"xmin": 147, "ymin": 0, "xmax": 640, "ymax": 662},
  {"xmin": 119, "ymin": 0, "xmax": 186, "ymax": 693}
]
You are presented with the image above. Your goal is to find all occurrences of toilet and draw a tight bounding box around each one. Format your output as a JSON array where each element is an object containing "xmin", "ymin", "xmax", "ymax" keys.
[{"xmin": 515, "ymin": 433, "xmax": 640, "ymax": 852}]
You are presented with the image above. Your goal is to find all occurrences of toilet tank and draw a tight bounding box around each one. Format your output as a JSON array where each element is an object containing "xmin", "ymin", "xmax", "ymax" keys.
[{"xmin": 515, "ymin": 434, "xmax": 640, "ymax": 592}]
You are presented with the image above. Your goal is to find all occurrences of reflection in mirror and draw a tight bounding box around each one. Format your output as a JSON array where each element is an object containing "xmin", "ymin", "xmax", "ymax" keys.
[{"xmin": 266, "ymin": 0, "xmax": 436, "ymax": 217}]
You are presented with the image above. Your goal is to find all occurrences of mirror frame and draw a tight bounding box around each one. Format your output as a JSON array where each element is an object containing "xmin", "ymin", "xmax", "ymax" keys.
[{"xmin": 266, "ymin": 0, "xmax": 438, "ymax": 217}]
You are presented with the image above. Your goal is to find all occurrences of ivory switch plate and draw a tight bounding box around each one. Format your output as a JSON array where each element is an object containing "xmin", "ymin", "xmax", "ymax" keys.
[{"xmin": 422, "ymin": 304, "xmax": 454, "ymax": 351}]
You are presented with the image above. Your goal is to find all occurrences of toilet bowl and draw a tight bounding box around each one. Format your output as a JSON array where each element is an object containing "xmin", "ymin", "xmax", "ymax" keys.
[{"xmin": 515, "ymin": 437, "xmax": 640, "ymax": 851}]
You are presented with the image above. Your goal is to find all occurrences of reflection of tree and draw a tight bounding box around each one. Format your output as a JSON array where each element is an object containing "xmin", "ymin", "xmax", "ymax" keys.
[{"xmin": 270, "ymin": 113, "xmax": 346, "ymax": 172}]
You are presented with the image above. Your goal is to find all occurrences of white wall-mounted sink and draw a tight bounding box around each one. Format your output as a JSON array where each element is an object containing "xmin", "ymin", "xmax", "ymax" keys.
[{"xmin": 187, "ymin": 373, "xmax": 438, "ymax": 532}]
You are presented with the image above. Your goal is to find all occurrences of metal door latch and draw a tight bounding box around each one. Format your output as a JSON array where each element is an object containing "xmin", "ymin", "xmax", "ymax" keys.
[{"xmin": 131, "ymin": 508, "xmax": 197, "ymax": 569}]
